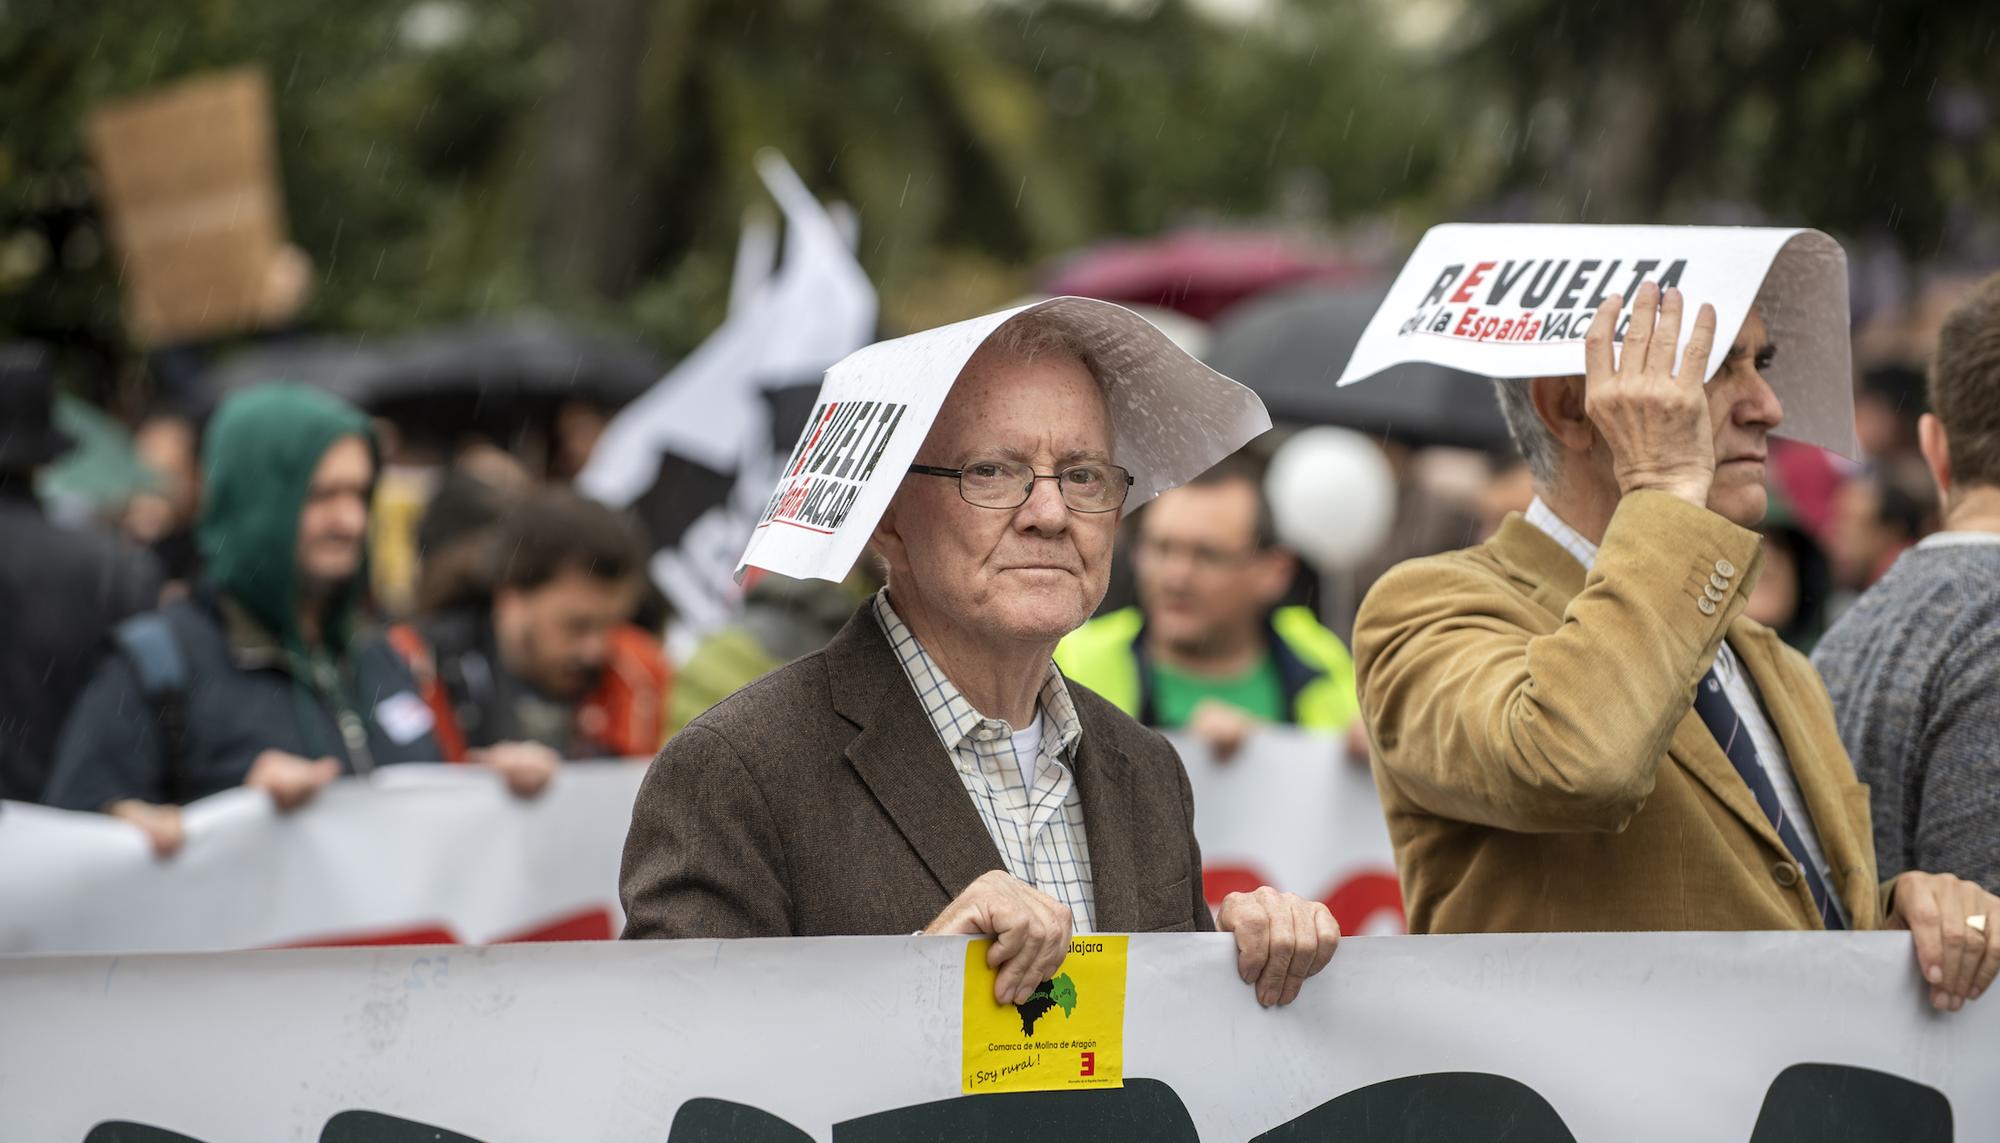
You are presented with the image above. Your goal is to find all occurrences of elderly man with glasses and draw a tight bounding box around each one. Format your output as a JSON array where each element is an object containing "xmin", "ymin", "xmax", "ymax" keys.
[{"xmin": 620, "ymin": 310, "xmax": 1338, "ymax": 1009}]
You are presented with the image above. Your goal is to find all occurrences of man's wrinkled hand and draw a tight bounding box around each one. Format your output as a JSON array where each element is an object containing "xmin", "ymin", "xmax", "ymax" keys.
[
  {"xmin": 105, "ymin": 799, "xmax": 185, "ymax": 858},
  {"xmin": 467, "ymin": 740, "xmax": 562, "ymax": 798},
  {"xmin": 243, "ymin": 749, "xmax": 340, "ymax": 813},
  {"xmin": 1582, "ymin": 282, "xmax": 1720, "ymax": 508},
  {"xmin": 1888, "ymin": 871, "xmax": 2000, "ymax": 1011},
  {"xmin": 1217, "ymin": 885, "xmax": 1341, "ymax": 1007},
  {"xmin": 925, "ymin": 870, "xmax": 1075, "ymax": 1006}
]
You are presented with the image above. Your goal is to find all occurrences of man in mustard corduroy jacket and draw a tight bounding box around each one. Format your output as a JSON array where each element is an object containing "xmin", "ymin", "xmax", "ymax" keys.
[{"xmin": 1354, "ymin": 284, "xmax": 1999, "ymax": 1013}]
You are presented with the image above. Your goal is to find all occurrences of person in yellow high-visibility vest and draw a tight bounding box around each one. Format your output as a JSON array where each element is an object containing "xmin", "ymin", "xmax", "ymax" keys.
[{"xmin": 1056, "ymin": 454, "xmax": 1357, "ymax": 759}]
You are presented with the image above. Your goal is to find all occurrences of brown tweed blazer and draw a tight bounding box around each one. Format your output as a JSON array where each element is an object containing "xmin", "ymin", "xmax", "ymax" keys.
[
  {"xmin": 619, "ymin": 606, "xmax": 1215, "ymax": 938},
  {"xmin": 1353, "ymin": 491, "xmax": 1886, "ymax": 935}
]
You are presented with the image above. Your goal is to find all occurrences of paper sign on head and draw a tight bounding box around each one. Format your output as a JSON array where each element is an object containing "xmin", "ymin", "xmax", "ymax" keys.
[
  {"xmin": 735, "ymin": 296, "xmax": 1272, "ymax": 584},
  {"xmin": 1336, "ymin": 224, "xmax": 1857, "ymax": 458}
]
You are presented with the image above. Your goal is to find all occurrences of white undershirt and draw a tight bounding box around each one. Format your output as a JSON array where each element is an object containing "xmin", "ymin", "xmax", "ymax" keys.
[{"xmin": 1011, "ymin": 714, "xmax": 1045, "ymax": 792}]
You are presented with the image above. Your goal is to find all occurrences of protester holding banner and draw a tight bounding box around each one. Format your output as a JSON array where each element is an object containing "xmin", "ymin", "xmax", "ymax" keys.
[
  {"xmin": 1350, "ymin": 230, "xmax": 2000, "ymax": 1012},
  {"xmin": 1055, "ymin": 452, "xmax": 1357, "ymax": 760},
  {"xmin": 622, "ymin": 300, "xmax": 1340, "ymax": 1008},
  {"xmin": 387, "ymin": 488, "xmax": 669, "ymax": 773},
  {"xmin": 41, "ymin": 385, "xmax": 443, "ymax": 854},
  {"xmin": 1814, "ymin": 271, "xmax": 2000, "ymax": 894}
]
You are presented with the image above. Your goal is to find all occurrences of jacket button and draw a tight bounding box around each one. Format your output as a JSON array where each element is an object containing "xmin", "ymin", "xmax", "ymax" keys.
[
  {"xmin": 1710, "ymin": 572, "xmax": 1730, "ymax": 591},
  {"xmin": 1715, "ymin": 558, "xmax": 1737, "ymax": 578},
  {"xmin": 1697, "ymin": 596, "xmax": 1718, "ymax": 616},
  {"xmin": 1704, "ymin": 583, "xmax": 1727, "ymax": 603},
  {"xmin": 1773, "ymin": 862, "xmax": 1800, "ymax": 887}
]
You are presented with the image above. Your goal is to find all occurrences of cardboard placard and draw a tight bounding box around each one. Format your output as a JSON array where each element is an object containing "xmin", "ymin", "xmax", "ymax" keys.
[{"xmin": 85, "ymin": 67, "xmax": 291, "ymax": 346}]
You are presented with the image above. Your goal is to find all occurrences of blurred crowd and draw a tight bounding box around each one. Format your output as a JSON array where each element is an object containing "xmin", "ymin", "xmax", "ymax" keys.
[{"xmin": 0, "ymin": 263, "xmax": 1979, "ymax": 857}]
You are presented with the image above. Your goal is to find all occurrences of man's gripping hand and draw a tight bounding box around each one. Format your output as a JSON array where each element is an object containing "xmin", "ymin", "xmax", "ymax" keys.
[
  {"xmin": 925, "ymin": 870, "xmax": 1075, "ymax": 1006},
  {"xmin": 1217, "ymin": 885, "xmax": 1341, "ymax": 1007}
]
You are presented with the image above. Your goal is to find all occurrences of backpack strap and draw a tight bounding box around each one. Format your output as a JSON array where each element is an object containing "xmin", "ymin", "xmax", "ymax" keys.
[
  {"xmin": 386, "ymin": 623, "xmax": 468, "ymax": 762},
  {"xmin": 113, "ymin": 614, "xmax": 193, "ymax": 804}
]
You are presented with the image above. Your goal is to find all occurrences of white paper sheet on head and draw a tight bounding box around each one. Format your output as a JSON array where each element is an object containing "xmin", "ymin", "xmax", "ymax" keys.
[
  {"xmin": 735, "ymin": 296, "xmax": 1272, "ymax": 584},
  {"xmin": 1335, "ymin": 224, "xmax": 1858, "ymax": 459}
]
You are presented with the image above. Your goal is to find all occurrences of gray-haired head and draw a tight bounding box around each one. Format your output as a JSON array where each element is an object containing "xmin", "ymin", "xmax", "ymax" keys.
[{"xmin": 1491, "ymin": 377, "xmax": 1564, "ymax": 488}]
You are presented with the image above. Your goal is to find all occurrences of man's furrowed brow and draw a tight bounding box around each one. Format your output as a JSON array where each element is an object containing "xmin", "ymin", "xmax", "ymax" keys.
[{"xmin": 974, "ymin": 444, "xmax": 1111, "ymax": 464}]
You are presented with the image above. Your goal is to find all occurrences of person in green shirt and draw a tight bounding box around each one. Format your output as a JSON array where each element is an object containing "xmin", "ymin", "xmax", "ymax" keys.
[{"xmin": 1056, "ymin": 453, "xmax": 1358, "ymax": 759}]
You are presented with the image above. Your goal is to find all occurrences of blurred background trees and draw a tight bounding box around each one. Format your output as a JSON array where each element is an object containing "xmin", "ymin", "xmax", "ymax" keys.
[{"xmin": 3, "ymin": 0, "xmax": 1997, "ymax": 389}]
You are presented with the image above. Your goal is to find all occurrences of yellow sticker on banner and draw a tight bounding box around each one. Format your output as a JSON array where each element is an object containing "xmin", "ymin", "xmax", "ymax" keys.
[{"xmin": 961, "ymin": 935, "xmax": 1128, "ymax": 1094}]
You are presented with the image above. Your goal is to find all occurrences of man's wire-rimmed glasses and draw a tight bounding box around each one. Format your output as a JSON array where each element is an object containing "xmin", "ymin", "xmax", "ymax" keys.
[{"xmin": 906, "ymin": 459, "xmax": 1134, "ymax": 514}]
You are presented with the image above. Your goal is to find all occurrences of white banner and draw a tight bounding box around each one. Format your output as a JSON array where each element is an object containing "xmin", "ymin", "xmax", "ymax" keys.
[
  {"xmin": 0, "ymin": 763, "xmax": 645, "ymax": 954},
  {"xmin": 2, "ymin": 932, "xmax": 1990, "ymax": 1141},
  {"xmin": 1335, "ymin": 224, "xmax": 1858, "ymax": 457},
  {"xmin": 0, "ymin": 737, "xmax": 1396, "ymax": 956},
  {"xmin": 1173, "ymin": 729, "xmax": 1404, "ymax": 934}
]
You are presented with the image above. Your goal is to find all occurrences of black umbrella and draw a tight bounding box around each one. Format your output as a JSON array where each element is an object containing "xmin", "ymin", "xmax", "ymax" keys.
[
  {"xmin": 1205, "ymin": 285, "xmax": 1512, "ymax": 450},
  {"xmin": 206, "ymin": 316, "xmax": 666, "ymax": 413}
]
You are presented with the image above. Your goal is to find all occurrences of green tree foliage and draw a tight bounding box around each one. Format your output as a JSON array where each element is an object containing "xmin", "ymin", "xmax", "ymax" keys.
[
  {"xmin": 3, "ymin": 0, "xmax": 1991, "ymax": 387},
  {"xmin": 1450, "ymin": 0, "xmax": 2000, "ymax": 252}
]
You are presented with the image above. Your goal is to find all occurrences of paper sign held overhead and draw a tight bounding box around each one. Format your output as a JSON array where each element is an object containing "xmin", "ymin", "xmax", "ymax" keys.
[
  {"xmin": 1336, "ymin": 225, "xmax": 1858, "ymax": 458},
  {"xmin": 737, "ymin": 296, "xmax": 1271, "ymax": 584}
]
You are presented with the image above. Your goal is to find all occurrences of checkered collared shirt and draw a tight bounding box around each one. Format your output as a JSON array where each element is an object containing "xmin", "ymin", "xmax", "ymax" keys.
[{"xmin": 871, "ymin": 590, "xmax": 1097, "ymax": 932}]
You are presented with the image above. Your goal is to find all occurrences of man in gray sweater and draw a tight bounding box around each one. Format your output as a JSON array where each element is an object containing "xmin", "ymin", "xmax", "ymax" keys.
[{"xmin": 1815, "ymin": 271, "xmax": 2000, "ymax": 894}]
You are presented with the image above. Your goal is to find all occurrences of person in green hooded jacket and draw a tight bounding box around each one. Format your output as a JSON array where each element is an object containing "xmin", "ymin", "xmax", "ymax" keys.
[{"xmin": 43, "ymin": 384, "xmax": 451, "ymax": 855}]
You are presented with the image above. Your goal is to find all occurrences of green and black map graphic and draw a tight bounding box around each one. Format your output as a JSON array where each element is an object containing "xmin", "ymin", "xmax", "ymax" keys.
[{"xmin": 1013, "ymin": 973, "xmax": 1079, "ymax": 1036}]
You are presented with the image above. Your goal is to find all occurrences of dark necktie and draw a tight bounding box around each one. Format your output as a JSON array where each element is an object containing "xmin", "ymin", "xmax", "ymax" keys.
[{"xmin": 1690, "ymin": 665, "xmax": 1844, "ymax": 929}]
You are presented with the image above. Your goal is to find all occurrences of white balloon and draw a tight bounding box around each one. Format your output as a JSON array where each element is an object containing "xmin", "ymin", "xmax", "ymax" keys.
[{"xmin": 1265, "ymin": 427, "xmax": 1397, "ymax": 570}]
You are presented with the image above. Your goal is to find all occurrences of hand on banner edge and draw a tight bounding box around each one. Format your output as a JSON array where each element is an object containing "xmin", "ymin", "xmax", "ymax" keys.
[
  {"xmin": 105, "ymin": 798, "xmax": 185, "ymax": 858},
  {"xmin": 467, "ymin": 741, "xmax": 562, "ymax": 799},
  {"xmin": 1216, "ymin": 885, "xmax": 1340, "ymax": 1007},
  {"xmin": 1886, "ymin": 870, "xmax": 2000, "ymax": 1012},
  {"xmin": 924, "ymin": 869, "xmax": 1074, "ymax": 1006}
]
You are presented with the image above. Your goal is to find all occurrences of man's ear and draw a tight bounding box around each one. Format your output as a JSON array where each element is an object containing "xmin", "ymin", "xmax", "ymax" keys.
[
  {"xmin": 870, "ymin": 496, "xmax": 909, "ymax": 575},
  {"xmin": 491, "ymin": 585, "xmax": 522, "ymax": 631},
  {"xmin": 1253, "ymin": 547, "xmax": 1298, "ymax": 607},
  {"xmin": 1529, "ymin": 374, "xmax": 1594, "ymax": 453},
  {"xmin": 1918, "ymin": 413, "xmax": 1952, "ymax": 504}
]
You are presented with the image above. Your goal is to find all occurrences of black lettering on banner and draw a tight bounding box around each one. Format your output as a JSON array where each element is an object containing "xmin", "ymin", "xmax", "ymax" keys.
[
  {"xmin": 831, "ymin": 401, "xmax": 875, "ymax": 479},
  {"xmin": 856, "ymin": 404, "xmax": 908, "ymax": 484},
  {"xmin": 1519, "ymin": 260, "xmax": 1569, "ymax": 308},
  {"xmin": 1554, "ymin": 260, "xmax": 1600, "ymax": 311},
  {"xmin": 761, "ymin": 401, "xmax": 911, "ymax": 533},
  {"xmin": 835, "ymin": 401, "xmax": 882, "ymax": 480},
  {"xmin": 1619, "ymin": 260, "xmax": 1660, "ymax": 301},
  {"xmin": 1486, "ymin": 260, "xmax": 1532, "ymax": 306},
  {"xmin": 1585, "ymin": 260, "xmax": 1623, "ymax": 309},
  {"xmin": 1428, "ymin": 310, "xmax": 1453, "ymax": 333},
  {"xmin": 1420, "ymin": 265, "xmax": 1465, "ymax": 308},
  {"xmin": 807, "ymin": 404, "xmax": 860, "ymax": 476},
  {"xmin": 1657, "ymin": 259, "xmax": 1688, "ymax": 292}
]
